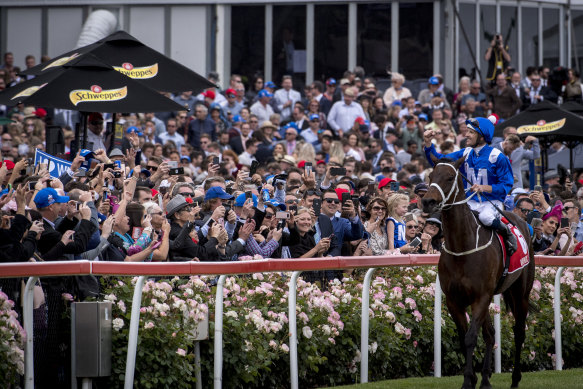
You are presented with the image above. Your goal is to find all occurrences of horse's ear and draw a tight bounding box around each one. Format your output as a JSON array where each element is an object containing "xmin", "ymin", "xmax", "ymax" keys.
[
  {"xmin": 454, "ymin": 156, "xmax": 465, "ymax": 170},
  {"xmin": 430, "ymin": 153, "xmax": 439, "ymax": 165}
]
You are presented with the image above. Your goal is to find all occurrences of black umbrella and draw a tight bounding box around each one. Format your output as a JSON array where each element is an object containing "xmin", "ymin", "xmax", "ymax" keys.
[
  {"xmin": 494, "ymin": 100, "xmax": 583, "ymax": 173},
  {"xmin": 560, "ymin": 101, "xmax": 583, "ymax": 116},
  {"xmin": 20, "ymin": 30, "xmax": 214, "ymax": 93},
  {"xmin": 0, "ymin": 54, "xmax": 184, "ymax": 112}
]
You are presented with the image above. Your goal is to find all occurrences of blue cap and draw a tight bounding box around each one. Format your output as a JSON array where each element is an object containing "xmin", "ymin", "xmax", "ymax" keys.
[
  {"xmin": 204, "ymin": 186, "xmax": 234, "ymax": 201},
  {"xmin": 34, "ymin": 188, "xmax": 70, "ymax": 209},
  {"xmin": 284, "ymin": 122, "xmax": 299, "ymax": 130},
  {"xmin": 266, "ymin": 199, "xmax": 286, "ymax": 211},
  {"xmin": 129, "ymin": 167, "xmax": 151, "ymax": 178},
  {"xmin": 180, "ymin": 155, "xmax": 191, "ymax": 162},
  {"xmin": 466, "ymin": 117, "xmax": 495, "ymax": 144},
  {"xmin": 429, "ymin": 76, "xmax": 439, "ymax": 85},
  {"xmin": 235, "ymin": 193, "xmax": 258, "ymax": 207},
  {"xmin": 309, "ymin": 113, "xmax": 320, "ymax": 121},
  {"xmin": 391, "ymin": 100, "xmax": 402, "ymax": 107},
  {"xmin": 326, "ymin": 78, "xmax": 337, "ymax": 86},
  {"xmin": 258, "ymin": 89, "xmax": 273, "ymax": 98},
  {"xmin": 232, "ymin": 115, "xmax": 246, "ymax": 123},
  {"xmin": 418, "ymin": 113, "xmax": 429, "ymax": 121},
  {"xmin": 126, "ymin": 126, "xmax": 143, "ymax": 136},
  {"xmin": 265, "ymin": 81, "xmax": 276, "ymax": 88}
]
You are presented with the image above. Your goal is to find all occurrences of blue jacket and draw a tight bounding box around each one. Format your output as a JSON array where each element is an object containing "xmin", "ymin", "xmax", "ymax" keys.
[
  {"xmin": 424, "ymin": 144, "xmax": 514, "ymax": 203},
  {"xmin": 328, "ymin": 215, "xmax": 364, "ymax": 256}
]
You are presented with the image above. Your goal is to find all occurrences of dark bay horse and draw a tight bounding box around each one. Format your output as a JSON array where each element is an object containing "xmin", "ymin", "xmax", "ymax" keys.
[{"xmin": 422, "ymin": 156, "xmax": 535, "ymax": 389}]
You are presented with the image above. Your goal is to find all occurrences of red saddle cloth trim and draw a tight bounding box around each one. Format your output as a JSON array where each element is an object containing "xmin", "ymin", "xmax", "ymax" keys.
[{"xmin": 496, "ymin": 222, "xmax": 530, "ymax": 274}]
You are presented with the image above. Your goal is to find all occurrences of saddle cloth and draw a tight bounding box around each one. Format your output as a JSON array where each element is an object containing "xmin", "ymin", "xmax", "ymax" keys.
[{"xmin": 496, "ymin": 222, "xmax": 530, "ymax": 274}]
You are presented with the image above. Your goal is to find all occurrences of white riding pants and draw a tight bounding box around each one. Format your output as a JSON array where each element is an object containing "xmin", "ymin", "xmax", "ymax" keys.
[{"xmin": 467, "ymin": 199, "xmax": 503, "ymax": 226}]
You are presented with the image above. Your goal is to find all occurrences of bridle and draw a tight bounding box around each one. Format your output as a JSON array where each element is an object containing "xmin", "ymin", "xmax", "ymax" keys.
[{"xmin": 429, "ymin": 162, "xmax": 478, "ymax": 210}]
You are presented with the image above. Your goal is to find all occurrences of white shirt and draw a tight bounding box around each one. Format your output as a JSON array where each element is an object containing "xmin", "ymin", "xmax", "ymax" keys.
[
  {"xmin": 273, "ymin": 88, "xmax": 301, "ymax": 121},
  {"xmin": 250, "ymin": 101, "xmax": 275, "ymax": 123},
  {"xmin": 327, "ymin": 100, "xmax": 366, "ymax": 134},
  {"xmin": 238, "ymin": 151, "xmax": 256, "ymax": 167},
  {"xmin": 87, "ymin": 130, "xmax": 106, "ymax": 152},
  {"xmin": 158, "ymin": 132, "xmax": 185, "ymax": 150}
]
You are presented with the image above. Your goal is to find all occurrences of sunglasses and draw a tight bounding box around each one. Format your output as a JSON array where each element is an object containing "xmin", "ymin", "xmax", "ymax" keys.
[
  {"xmin": 305, "ymin": 190, "xmax": 322, "ymax": 196},
  {"xmin": 372, "ymin": 206, "xmax": 386, "ymax": 211},
  {"xmin": 181, "ymin": 205, "xmax": 193, "ymax": 212},
  {"xmin": 285, "ymin": 200, "xmax": 298, "ymax": 204},
  {"xmin": 563, "ymin": 206, "xmax": 576, "ymax": 212},
  {"xmin": 265, "ymin": 213, "xmax": 274, "ymax": 219},
  {"xmin": 518, "ymin": 207, "xmax": 532, "ymax": 214},
  {"xmin": 150, "ymin": 211, "xmax": 163, "ymax": 216},
  {"xmin": 324, "ymin": 198, "xmax": 340, "ymax": 204},
  {"xmin": 180, "ymin": 192, "xmax": 195, "ymax": 198},
  {"xmin": 406, "ymin": 225, "xmax": 418, "ymax": 229},
  {"xmin": 146, "ymin": 165, "xmax": 158, "ymax": 171}
]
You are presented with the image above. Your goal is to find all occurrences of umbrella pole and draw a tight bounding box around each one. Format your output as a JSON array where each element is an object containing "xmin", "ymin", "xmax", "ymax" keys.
[{"xmin": 82, "ymin": 112, "xmax": 88, "ymax": 149}]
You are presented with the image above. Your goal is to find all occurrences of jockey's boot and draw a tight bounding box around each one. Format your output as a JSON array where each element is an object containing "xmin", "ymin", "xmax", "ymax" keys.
[{"xmin": 492, "ymin": 219, "xmax": 517, "ymax": 257}]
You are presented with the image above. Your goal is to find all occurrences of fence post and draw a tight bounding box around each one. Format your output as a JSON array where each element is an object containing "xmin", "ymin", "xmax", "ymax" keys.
[
  {"xmin": 194, "ymin": 342, "xmax": 202, "ymax": 389},
  {"xmin": 288, "ymin": 271, "xmax": 302, "ymax": 389},
  {"xmin": 494, "ymin": 294, "xmax": 501, "ymax": 373},
  {"xmin": 433, "ymin": 274, "xmax": 442, "ymax": 377},
  {"xmin": 360, "ymin": 268, "xmax": 376, "ymax": 384},
  {"xmin": 124, "ymin": 276, "xmax": 146, "ymax": 389},
  {"xmin": 23, "ymin": 276, "xmax": 38, "ymax": 389},
  {"xmin": 213, "ymin": 275, "xmax": 227, "ymax": 389},
  {"xmin": 554, "ymin": 267, "xmax": 565, "ymax": 370}
]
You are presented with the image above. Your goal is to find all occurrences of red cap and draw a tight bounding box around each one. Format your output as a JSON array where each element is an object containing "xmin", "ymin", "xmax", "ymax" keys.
[
  {"xmin": 202, "ymin": 90, "xmax": 216, "ymax": 100},
  {"xmin": 378, "ymin": 177, "xmax": 394, "ymax": 190},
  {"xmin": 225, "ymin": 88, "xmax": 236, "ymax": 97},
  {"xmin": 316, "ymin": 160, "xmax": 326, "ymax": 165},
  {"xmin": 34, "ymin": 108, "xmax": 47, "ymax": 118},
  {"xmin": 88, "ymin": 112, "xmax": 103, "ymax": 122},
  {"xmin": 354, "ymin": 116, "xmax": 366, "ymax": 125},
  {"xmin": 0, "ymin": 160, "xmax": 15, "ymax": 170},
  {"xmin": 297, "ymin": 160, "xmax": 306, "ymax": 168},
  {"xmin": 335, "ymin": 188, "xmax": 349, "ymax": 201}
]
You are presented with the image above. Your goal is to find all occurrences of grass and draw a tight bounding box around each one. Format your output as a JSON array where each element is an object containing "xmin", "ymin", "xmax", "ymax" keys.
[{"xmin": 335, "ymin": 368, "xmax": 583, "ymax": 388}]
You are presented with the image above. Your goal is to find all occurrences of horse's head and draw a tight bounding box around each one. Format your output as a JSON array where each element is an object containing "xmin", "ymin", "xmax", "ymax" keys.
[{"xmin": 422, "ymin": 155, "xmax": 465, "ymax": 214}]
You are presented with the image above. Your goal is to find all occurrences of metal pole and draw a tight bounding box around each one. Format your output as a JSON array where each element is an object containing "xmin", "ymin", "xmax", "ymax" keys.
[
  {"xmin": 360, "ymin": 268, "xmax": 376, "ymax": 384},
  {"xmin": 213, "ymin": 275, "xmax": 227, "ymax": 389},
  {"xmin": 124, "ymin": 275, "xmax": 146, "ymax": 389},
  {"xmin": 23, "ymin": 276, "xmax": 38, "ymax": 389},
  {"xmin": 288, "ymin": 271, "xmax": 301, "ymax": 389},
  {"xmin": 433, "ymin": 275, "xmax": 442, "ymax": 377},
  {"xmin": 81, "ymin": 378, "xmax": 92, "ymax": 389},
  {"xmin": 494, "ymin": 294, "xmax": 501, "ymax": 373},
  {"xmin": 194, "ymin": 342, "xmax": 202, "ymax": 389},
  {"xmin": 554, "ymin": 267, "xmax": 565, "ymax": 370},
  {"xmin": 71, "ymin": 303, "xmax": 77, "ymax": 389}
]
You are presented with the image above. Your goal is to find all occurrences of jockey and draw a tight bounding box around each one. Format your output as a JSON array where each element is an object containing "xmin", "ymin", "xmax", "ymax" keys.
[{"xmin": 423, "ymin": 115, "xmax": 517, "ymax": 256}]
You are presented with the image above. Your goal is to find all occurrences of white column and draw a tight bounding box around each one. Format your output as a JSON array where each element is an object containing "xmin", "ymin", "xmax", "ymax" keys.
[
  {"xmin": 496, "ymin": 0, "xmax": 501, "ymax": 35},
  {"xmin": 566, "ymin": 5, "xmax": 572, "ymax": 68},
  {"xmin": 454, "ymin": 0, "xmax": 459, "ymax": 90},
  {"xmin": 348, "ymin": 3, "xmax": 357, "ymax": 71},
  {"xmin": 475, "ymin": 2, "xmax": 481, "ymax": 81},
  {"xmin": 306, "ymin": 4, "xmax": 315, "ymax": 84},
  {"xmin": 434, "ymin": 0, "xmax": 441, "ymax": 77},
  {"xmin": 265, "ymin": 5, "xmax": 273, "ymax": 82},
  {"xmin": 538, "ymin": 6, "xmax": 543, "ymax": 65},
  {"xmin": 559, "ymin": 5, "xmax": 565, "ymax": 66},
  {"xmin": 517, "ymin": 2, "xmax": 523, "ymax": 73},
  {"xmin": 215, "ymin": 5, "xmax": 231, "ymax": 88},
  {"xmin": 391, "ymin": 1, "xmax": 399, "ymax": 73}
]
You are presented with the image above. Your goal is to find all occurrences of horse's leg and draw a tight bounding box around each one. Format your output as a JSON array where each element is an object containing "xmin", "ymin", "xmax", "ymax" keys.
[
  {"xmin": 480, "ymin": 314, "xmax": 495, "ymax": 389},
  {"xmin": 505, "ymin": 282, "xmax": 530, "ymax": 388},
  {"xmin": 463, "ymin": 296, "xmax": 491, "ymax": 389},
  {"xmin": 446, "ymin": 298, "xmax": 475, "ymax": 389}
]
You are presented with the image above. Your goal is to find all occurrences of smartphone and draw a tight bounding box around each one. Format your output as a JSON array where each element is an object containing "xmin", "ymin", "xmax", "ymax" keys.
[
  {"xmin": 560, "ymin": 217, "xmax": 569, "ymax": 228},
  {"xmin": 224, "ymin": 205, "xmax": 231, "ymax": 215},
  {"xmin": 410, "ymin": 237, "xmax": 422, "ymax": 248},
  {"xmin": 368, "ymin": 183, "xmax": 376, "ymax": 194},
  {"xmin": 212, "ymin": 156, "xmax": 220, "ymax": 166},
  {"xmin": 330, "ymin": 167, "xmax": 346, "ymax": 176},
  {"xmin": 351, "ymin": 195, "xmax": 359, "ymax": 205},
  {"xmin": 104, "ymin": 163, "xmax": 115, "ymax": 170},
  {"xmin": 28, "ymin": 181, "xmax": 38, "ymax": 190},
  {"xmin": 168, "ymin": 161, "xmax": 178, "ymax": 169},
  {"xmin": 131, "ymin": 227, "xmax": 143, "ymax": 240},
  {"xmin": 390, "ymin": 181, "xmax": 400, "ymax": 192},
  {"xmin": 312, "ymin": 198, "xmax": 322, "ymax": 215},
  {"xmin": 159, "ymin": 186, "xmax": 168, "ymax": 195},
  {"xmin": 249, "ymin": 160, "xmax": 259, "ymax": 176},
  {"xmin": 341, "ymin": 192, "xmax": 350, "ymax": 204},
  {"xmin": 245, "ymin": 191, "xmax": 252, "ymax": 200},
  {"xmin": 75, "ymin": 202, "xmax": 80, "ymax": 211},
  {"xmin": 169, "ymin": 167, "xmax": 184, "ymax": 175},
  {"xmin": 531, "ymin": 218, "xmax": 543, "ymax": 228},
  {"xmin": 305, "ymin": 162, "xmax": 313, "ymax": 176},
  {"xmin": 534, "ymin": 185, "xmax": 542, "ymax": 192},
  {"xmin": 150, "ymin": 241, "xmax": 162, "ymax": 251},
  {"xmin": 276, "ymin": 211, "xmax": 290, "ymax": 219},
  {"xmin": 288, "ymin": 205, "xmax": 297, "ymax": 214},
  {"xmin": 114, "ymin": 160, "xmax": 122, "ymax": 169}
]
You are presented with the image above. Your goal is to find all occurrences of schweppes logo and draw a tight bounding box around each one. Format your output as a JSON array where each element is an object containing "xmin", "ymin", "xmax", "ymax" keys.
[
  {"xmin": 69, "ymin": 84, "xmax": 128, "ymax": 106},
  {"xmin": 517, "ymin": 118, "xmax": 566, "ymax": 134},
  {"xmin": 11, "ymin": 83, "xmax": 48, "ymax": 100},
  {"xmin": 42, "ymin": 53, "xmax": 80, "ymax": 71},
  {"xmin": 113, "ymin": 63, "xmax": 158, "ymax": 79}
]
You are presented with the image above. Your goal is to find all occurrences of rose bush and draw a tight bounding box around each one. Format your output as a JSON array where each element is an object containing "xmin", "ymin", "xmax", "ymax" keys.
[
  {"xmin": 0, "ymin": 290, "xmax": 25, "ymax": 388},
  {"xmin": 102, "ymin": 266, "xmax": 583, "ymax": 388}
]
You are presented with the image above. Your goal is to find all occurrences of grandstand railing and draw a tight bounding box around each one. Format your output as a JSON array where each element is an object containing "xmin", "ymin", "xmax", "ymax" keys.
[{"xmin": 1, "ymin": 254, "xmax": 581, "ymax": 389}]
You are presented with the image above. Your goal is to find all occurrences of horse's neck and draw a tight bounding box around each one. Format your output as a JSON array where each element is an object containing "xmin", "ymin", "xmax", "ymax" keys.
[{"xmin": 441, "ymin": 186, "xmax": 479, "ymax": 253}]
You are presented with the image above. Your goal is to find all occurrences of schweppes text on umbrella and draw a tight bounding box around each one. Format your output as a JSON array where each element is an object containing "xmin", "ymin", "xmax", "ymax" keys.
[
  {"xmin": 69, "ymin": 85, "xmax": 128, "ymax": 106},
  {"xmin": 517, "ymin": 118, "xmax": 566, "ymax": 134},
  {"xmin": 113, "ymin": 63, "xmax": 158, "ymax": 79}
]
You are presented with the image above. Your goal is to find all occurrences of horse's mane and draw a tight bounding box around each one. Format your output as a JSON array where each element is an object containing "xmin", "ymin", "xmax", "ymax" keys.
[{"xmin": 436, "ymin": 157, "xmax": 456, "ymax": 164}]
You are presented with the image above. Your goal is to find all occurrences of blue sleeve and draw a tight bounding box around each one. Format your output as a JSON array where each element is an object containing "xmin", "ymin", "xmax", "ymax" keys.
[
  {"xmin": 424, "ymin": 144, "xmax": 466, "ymax": 167},
  {"xmin": 491, "ymin": 153, "xmax": 514, "ymax": 199},
  {"xmin": 342, "ymin": 218, "xmax": 364, "ymax": 241}
]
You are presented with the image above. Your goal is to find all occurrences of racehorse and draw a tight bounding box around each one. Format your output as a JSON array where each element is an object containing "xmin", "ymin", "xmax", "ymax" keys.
[{"xmin": 422, "ymin": 156, "xmax": 535, "ymax": 389}]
